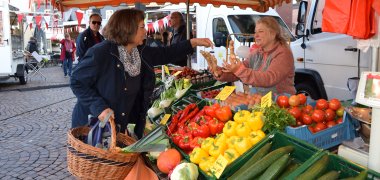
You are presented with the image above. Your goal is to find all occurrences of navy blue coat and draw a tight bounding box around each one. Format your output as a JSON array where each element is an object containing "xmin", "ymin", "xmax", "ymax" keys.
[
  {"xmin": 75, "ymin": 27, "xmax": 105, "ymax": 61},
  {"xmin": 70, "ymin": 40, "xmax": 194, "ymax": 138}
]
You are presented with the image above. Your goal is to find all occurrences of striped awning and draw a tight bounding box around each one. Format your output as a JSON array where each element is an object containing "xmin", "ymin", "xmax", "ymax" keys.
[{"xmin": 52, "ymin": 0, "xmax": 291, "ymax": 12}]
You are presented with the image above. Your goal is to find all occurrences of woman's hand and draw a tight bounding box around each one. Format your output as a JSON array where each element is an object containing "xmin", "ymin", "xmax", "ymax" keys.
[
  {"xmin": 222, "ymin": 56, "xmax": 242, "ymax": 73},
  {"xmin": 208, "ymin": 65, "xmax": 223, "ymax": 78},
  {"xmin": 98, "ymin": 108, "xmax": 115, "ymax": 121},
  {"xmin": 190, "ymin": 38, "xmax": 214, "ymax": 48}
]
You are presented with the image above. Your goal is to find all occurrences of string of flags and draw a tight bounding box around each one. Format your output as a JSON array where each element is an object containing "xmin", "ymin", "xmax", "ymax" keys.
[{"xmin": 146, "ymin": 15, "xmax": 171, "ymax": 33}]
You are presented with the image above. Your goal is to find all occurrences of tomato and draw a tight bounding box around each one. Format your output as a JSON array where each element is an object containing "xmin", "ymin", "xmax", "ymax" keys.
[
  {"xmin": 288, "ymin": 107, "xmax": 302, "ymax": 120},
  {"xmin": 329, "ymin": 98, "xmax": 341, "ymax": 111},
  {"xmin": 336, "ymin": 117, "xmax": 343, "ymax": 124},
  {"xmin": 302, "ymin": 113, "xmax": 313, "ymax": 125},
  {"xmin": 325, "ymin": 109, "xmax": 336, "ymax": 121},
  {"xmin": 276, "ymin": 95, "xmax": 289, "ymax": 108},
  {"xmin": 289, "ymin": 95, "xmax": 300, "ymax": 107},
  {"xmin": 311, "ymin": 109, "xmax": 325, "ymax": 123},
  {"xmin": 326, "ymin": 121, "xmax": 337, "ymax": 128},
  {"xmin": 297, "ymin": 94, "xmax": 307, "ymax": 105},
  {"xmin": 296, "ymin": 120, "xmax": 304, "ymax": 126},
  {"xmin": 314, "ymin": 122, "xmax": 327, "ymax": 133},
  {"xmin": 302, "ymin": 105, "xmax": 313, "ymax": 114},
  {"xmin": 308, "ymin": 126, "xmax": 315, "ymax": 133},
  {"xmin": 316, "ymin": 99, "xmax": 329, "ymax": 110},
  {"xmin": 336, "ymin": 107, "xmax": 345, "ymax": 117}
]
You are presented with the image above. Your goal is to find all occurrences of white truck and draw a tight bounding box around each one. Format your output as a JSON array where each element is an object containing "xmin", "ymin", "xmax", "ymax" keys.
[
  {"xmin": 0, "ymin": 0, "xmax": 27, "ymax": 85},
  {"xmin": 291, "ymin": 0, "xmax": 373, "ymax": 101}
]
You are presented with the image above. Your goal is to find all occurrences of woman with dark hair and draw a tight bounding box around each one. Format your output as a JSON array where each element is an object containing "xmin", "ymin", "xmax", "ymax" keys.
[
  {"xmin": 70, "ymin": 9, "xmax": 212, "ymax": 138},
  {"xmin": 209, "ymin": 16, "xmax": 295, "ymax": 95}
]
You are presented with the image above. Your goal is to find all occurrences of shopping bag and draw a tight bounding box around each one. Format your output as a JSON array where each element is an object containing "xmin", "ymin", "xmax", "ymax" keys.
[
  {"xmin": 124, "ymin": 156, "xmax": 158, "ymax": 180},
  {"xmin": 322, "ymin": 0, "xmax": 352, "ymax": 34},
  {"xmin": 87, "ymin": 112, "xmax": 112, "ymax": 149}
]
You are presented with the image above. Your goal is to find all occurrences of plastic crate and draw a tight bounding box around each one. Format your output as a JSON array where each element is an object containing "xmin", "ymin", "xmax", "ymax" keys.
[
  {"xmin": 285, "ymin": 112, "xmax": 358, "ymax": 149},
  {"xmin": 286, "ymin": 152, "xmax": 380, "ymax": 179},
  {"xmin": 196, "ymin": 131, "xmax": 323, "ymax": 180},
  {"xmin": 171, "ymin": 94, "xmax": 207, "ymax": 114}
]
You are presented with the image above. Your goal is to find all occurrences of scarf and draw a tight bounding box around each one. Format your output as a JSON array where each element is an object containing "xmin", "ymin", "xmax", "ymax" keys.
[
  {"xmin": 64, "ymin": 40, "xmax": 72, "ymax": 52},
  {"xmin": 117, "ymin": 46, "xmax": 141, "ymax": 77}
]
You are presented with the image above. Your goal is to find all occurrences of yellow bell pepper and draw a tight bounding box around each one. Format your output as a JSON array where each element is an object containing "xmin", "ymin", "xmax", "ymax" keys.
[
  {"xmin": 224, "ymin": 148, "xmax": 240, "ymax": 164},
  {"xmin": 249, "ymin": 131, "xmax": 264, "ymax": 146},
  {"xmin": 214, "ymin": 133, "xmax": 227, "ymax": 146},
  {"xmin": 233, "ymin": 110, "xmax": 251, "ymax": 123},
  {"xmin": 209, "ymin": 143, "xmax": 227, "ymax": 158},
  {"xmin": 223, "ymin": 121, "xmax": 237, "ymax": 137},
  {"xmin": 256, "ymin": 130, "xmax": 266, "ymax": 138},
  {"xmin": 199, "ymin": 156, "xmax": 216, "ymax": 174},
  {"xmin": 236, "ymin": 122, "xmax": 251, "ymax": 137},
  {"xmin": 246, "ymin": 113, "xmax": 264, "ymax": 131},
  {"xmin": 201, "ymin": 137, "xmax": 215, "ymax": 153},
  {"xmin": 234, "ymin": 137, "xmax": 252, "ymax": 155},
  {"xmin": 226, "ymin": 136, "xmax": 239, "ymax": 149},
  {"xmin": 190, "ymin": 147, "xmax": 209, "ymax": 164}
]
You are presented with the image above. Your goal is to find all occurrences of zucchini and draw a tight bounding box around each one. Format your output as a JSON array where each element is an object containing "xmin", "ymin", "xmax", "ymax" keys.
[
  {"xmin": 278, "ymin": 162, "xmax": 301, "ymax": 180},
  {"xmin": 258, "ymin": 153, "xmax": 290, "ymax": 180},
  {"xmin": 317, "ymin": 170, "xmax": 340, "ymax": 180},
  {"xmin": 228, "ymin": 142, "xmax": 272, "ymax": 179},
  {"xmin": 296, "ymin": 155, "xmax": 329, "ymax": 180},
  {"xmin": 228, "ymin": 145, "xmax": 294, "ymax": 180}
]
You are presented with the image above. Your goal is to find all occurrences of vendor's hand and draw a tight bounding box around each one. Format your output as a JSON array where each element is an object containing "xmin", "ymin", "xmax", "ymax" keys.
[
  {"xmin": 208, "ymin": 65, "xmax": 223, "ymax": 78},
  {"xmin": 190, "ymin": 38, "xmax": 214, "ymax": 48},
  {"xmin": 98, "ymin": 108, "xmax": 115, "ymax": 121},
  {"xmin": 222, "ymin": 57, "xmax": 242, "ymax": 73}
]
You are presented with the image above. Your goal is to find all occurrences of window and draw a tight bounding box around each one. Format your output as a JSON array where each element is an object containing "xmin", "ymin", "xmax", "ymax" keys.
[{"xmin": 212, "ymin": 18, "xmax": 229, "ymax": 47}]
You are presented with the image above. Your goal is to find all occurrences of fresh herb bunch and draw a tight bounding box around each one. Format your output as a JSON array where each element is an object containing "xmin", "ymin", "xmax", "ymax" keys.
[{"xmin": 261, "ymin": 104, "xmax": 296, "ymax": 133}]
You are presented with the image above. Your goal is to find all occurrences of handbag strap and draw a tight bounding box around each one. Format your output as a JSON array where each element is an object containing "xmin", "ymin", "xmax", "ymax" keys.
[{"xmin": 87, "ymin": 112, "xmax": 113, "ymax": 146}]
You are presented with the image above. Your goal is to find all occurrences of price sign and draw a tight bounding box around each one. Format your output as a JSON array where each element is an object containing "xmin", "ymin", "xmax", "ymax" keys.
[
  {"xmin": 215, "ymin": 86, "xmax": 236, "ymax": 100},
  {"xmin": 209, "ymin": 155, "xmax": 228, "ymax": 178},
  {"xmin": 261, "ymin": 91, "xmax": 272, "ymax": 108},
  {"xmin": 164, "ymin": 65, "xmax": 170, "ymax": 75},
  {"xmin": 160, "ymin": 114, "xmax": 171, "ymax": 125},
  {"xmin": 173, "ymin": 71, "xmax": 182, "ymax": 76}
]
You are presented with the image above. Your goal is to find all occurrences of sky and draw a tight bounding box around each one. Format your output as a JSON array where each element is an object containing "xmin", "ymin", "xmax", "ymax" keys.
[{"xmin": 9, "ymin": 0, "xmax": 30, "ymax": 12}]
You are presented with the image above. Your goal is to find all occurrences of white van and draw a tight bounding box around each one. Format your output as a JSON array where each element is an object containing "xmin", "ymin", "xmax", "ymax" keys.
[
  {"xmin": 291, "ymin": 0, "xmax": 374, "ymax": 100},
  {"xmin": 0, "ymin": 0, "xmax": 27, "ymax": 84}
]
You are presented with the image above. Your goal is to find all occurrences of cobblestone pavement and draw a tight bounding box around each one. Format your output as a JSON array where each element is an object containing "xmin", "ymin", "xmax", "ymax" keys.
[{"xmin": 0, "ymin": 75, "xmax": 77, "ymax": 179}]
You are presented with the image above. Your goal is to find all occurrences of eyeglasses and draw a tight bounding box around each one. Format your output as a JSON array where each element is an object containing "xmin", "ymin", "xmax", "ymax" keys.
[{"xmin": 91, "ymin": 21, "xmax": 102, "ymax": 25}]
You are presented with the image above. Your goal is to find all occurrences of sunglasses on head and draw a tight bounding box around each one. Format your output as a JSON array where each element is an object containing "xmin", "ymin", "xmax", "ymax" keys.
[{"xmin": 92, "ymin": 21, "xmax": 101, "ymax": 25}]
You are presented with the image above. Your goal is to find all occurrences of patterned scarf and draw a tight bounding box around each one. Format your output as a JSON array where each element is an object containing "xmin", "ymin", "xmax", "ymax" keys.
[{"xmin": 117, "ymin": 46, "xmax": 141, "ymax": 77}]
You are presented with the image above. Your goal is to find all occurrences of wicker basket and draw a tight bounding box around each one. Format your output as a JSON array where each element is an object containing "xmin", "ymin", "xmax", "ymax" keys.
[{"xmin": 67, "ymin": 117, "xmax": 139, "ymax": 180}]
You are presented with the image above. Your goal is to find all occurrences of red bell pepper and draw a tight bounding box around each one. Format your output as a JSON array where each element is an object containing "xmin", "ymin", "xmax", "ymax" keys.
[{"xmin": 215, "ymin": 106, "xmax": 232, "ymax": 122}]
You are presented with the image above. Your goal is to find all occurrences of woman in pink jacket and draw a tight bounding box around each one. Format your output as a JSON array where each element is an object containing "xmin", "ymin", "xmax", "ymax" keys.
[
  {"xmin": 210, "ymin": 17, "xmax": 296, "ymax": 95},
  {"xmin": 60, "ymin": 33, "xmax": 76, "ymax": 77}
]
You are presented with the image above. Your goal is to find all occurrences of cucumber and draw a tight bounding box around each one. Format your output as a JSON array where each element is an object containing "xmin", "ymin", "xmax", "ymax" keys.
[
  {"xmin": 317, "ymin": 170, "xmax": 340, "ymax": 180},
  {"xmin": 258, "ymin": 153, "xmax": 290, "ymax": 180},
  {"xmin": 296, "ymin": 155, "xmax": 329, "ymax": 180},
  {"xmin": 228, "ymin": 142, "xmax": 272, "ymax": 179},
  {"xmin": 228, "ymin": 145, "xmax": 294, "ymax": 180},
  {"xmin": 278, "ymin": 162, "xmax": 301, "ymax": 180}
]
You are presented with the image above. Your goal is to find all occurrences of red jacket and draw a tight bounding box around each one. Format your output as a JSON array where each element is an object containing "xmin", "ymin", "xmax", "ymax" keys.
[{"xmin": 60, "ymin": 39, "xmax": 76, "ymax": 61}]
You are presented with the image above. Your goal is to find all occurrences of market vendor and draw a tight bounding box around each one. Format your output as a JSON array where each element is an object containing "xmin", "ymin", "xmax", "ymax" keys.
[
  {"xmin": 209, "ymin": 17, "xmax": 296, "ymax": 95},
  {"xmin": 70, "ymin": 9, "xmax": 213, "ymax": 139}
]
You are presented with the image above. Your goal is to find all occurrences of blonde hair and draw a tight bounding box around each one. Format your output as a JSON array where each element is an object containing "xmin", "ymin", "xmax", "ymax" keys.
[{"xmin": 257, "ymin": 17, "xmax": 289, "ymax": 46}]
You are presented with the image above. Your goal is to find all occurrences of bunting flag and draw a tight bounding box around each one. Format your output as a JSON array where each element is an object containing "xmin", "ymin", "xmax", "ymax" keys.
[
  {"xmin": 35, "ymin": 15, "xmax": 42, "ymax": 29},
  {"xmin": 37, "ymin": 0, "xmax": 41, "ymax": 9},
  {"xmin": 26, "ymin": 15, "xmax": 34, "ymax": 30},
  {"xmin": 43, "ymin": 15, "xmax": 50, "ymax": 29},
  {"xmin": 75, "ymin": 11, "xmax": 83, "ymax": 27},
  {"xmin": 17, "ymin": 14, "xmax": 23, "ymax": 23}
]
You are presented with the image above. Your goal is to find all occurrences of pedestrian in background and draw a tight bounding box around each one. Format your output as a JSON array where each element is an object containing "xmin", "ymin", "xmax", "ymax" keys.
[
  {"xmin": 70, "ymin": 8, "xmax": 213, "ymax": 139},
  {"xmin": 149, "ymin": 32, "xmax": 163, "ymax": 47},
  {"xmin": 162, "ymin": 31, "xmax": 170, "ymax": 47},
  {"xmin": 169, "ymin": 11, "xmax": 193, "ymax": 66},
  {"xmin": 60, "ymin": 33, "xmax": 76, "ymax": 77},
  {"xmin": 76, "ymin": 13, "xmax": 104, "ymax": 61}
]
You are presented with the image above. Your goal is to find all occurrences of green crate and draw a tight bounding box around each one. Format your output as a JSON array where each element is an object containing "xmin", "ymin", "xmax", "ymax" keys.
[
  {"xmin": 287, "ymin": 152, "xmax": 380, "ymax": 179},
  {"xmin": 171, "ymin": 94, "xmax": 207, "ymax": 114},
  {"xmin": 196, "ymin": 131, "xmax": 323, "ymax": 180}
]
